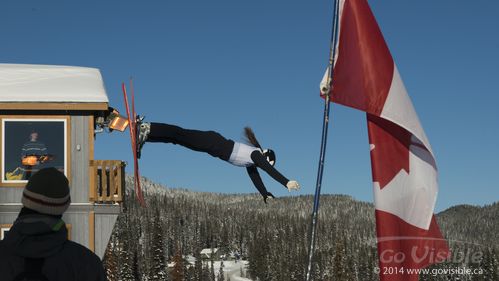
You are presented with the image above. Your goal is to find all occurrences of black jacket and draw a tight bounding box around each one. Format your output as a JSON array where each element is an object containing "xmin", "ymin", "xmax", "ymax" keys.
[{"xmin": 0, "ymin": 212, "xmax": 106, "ymax": 281}]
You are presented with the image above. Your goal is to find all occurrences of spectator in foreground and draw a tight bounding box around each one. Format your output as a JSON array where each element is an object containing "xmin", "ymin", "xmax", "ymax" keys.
[{"xmin": 0, "ymin": 167, "xmax": 106, "ymax": 281}]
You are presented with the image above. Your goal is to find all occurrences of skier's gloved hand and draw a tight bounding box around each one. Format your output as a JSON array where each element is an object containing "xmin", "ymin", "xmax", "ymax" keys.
[
  {"xmin": 263, "ymin": 192, "xmax": 275, "ymax": 204},
  {"xmin": 286, "ymin": 180, "xmax": 300, "ymax": 192}
]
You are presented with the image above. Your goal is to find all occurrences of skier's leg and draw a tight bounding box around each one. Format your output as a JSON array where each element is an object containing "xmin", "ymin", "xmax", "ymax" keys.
[{"xmin": 147, "ymin": 122, "xmax": 234, "ymax": 161}]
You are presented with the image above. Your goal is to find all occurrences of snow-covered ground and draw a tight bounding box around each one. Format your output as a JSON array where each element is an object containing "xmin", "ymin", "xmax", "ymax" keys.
[
  {"xmin": 167, "ymin": 259, "xmax": 252, "ymax": 281},
  {"xmin": 211, "ymin": 260, "xmax": 252, "ymax": 281}
]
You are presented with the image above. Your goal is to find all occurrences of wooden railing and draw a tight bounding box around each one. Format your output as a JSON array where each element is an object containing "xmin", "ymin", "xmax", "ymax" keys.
[{"xmin": 89, "ymin": 160, "xmax": 125, "ymax": 203}]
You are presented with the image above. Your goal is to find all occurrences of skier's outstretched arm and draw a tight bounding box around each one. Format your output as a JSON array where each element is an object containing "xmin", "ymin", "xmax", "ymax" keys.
[
  {"xmin": 250, "ymin": 150, "xmax": 299, "ymax": 192},
  {"xmin": 246, "ymin": 166, "xmax": 275, "ymax": 203}
]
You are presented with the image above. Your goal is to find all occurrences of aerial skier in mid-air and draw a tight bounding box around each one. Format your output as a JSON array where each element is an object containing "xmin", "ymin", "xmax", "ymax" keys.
[{"xmin": 134, "ymin": 120, "xmax": 300, "ymax": 202}]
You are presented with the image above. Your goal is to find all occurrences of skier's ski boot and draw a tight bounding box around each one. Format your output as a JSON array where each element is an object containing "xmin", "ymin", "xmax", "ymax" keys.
[{"xmin": 135, "ymin": 115, "xmax": 150, "ymax": 159}]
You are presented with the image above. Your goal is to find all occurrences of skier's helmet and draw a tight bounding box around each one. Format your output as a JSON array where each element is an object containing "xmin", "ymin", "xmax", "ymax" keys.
[{"xmin": 263, "ymin": 149, "xmax": 276, "ymax": 166}]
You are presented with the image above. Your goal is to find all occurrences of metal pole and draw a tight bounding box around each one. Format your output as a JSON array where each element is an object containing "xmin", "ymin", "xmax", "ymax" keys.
[
  {"xmin": 305, "ymin": 94, "xmax": 331, "ymax": 281},
  {"xmin": 305, "ymin": 0, "xmax": 340, "ymax": 280}
]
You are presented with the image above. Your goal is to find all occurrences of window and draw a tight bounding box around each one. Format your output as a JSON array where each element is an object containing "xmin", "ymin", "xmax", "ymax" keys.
[{"xmin": 1, "ymin": 117, "xmax": 69, "ymax": 186}]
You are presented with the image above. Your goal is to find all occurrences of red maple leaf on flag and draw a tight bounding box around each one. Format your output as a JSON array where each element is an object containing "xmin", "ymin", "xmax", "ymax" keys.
[{"xmin": 367, "ymin": 113, "xmax": 412, "ymax": 189}]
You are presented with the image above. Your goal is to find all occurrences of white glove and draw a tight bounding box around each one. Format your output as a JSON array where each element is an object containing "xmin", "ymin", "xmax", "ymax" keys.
[{"xmin": 286, "ymin": 180, "xmax": 300, "ymax": 192}]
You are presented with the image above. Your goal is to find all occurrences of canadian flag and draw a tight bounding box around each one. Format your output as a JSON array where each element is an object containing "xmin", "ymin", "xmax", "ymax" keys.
[{"xmin": 321, "ymin": 0, "xmax": 450, "ymax": 280}]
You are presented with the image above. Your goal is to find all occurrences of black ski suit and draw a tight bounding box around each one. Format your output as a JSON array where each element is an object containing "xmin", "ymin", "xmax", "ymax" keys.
[
  {"xmin": 0, "ymin": 209, "xmax": 106, "ymax": 281},
  {"xmin": 147, "ymin": 122, "xmax": 290, "ymax": 202}
]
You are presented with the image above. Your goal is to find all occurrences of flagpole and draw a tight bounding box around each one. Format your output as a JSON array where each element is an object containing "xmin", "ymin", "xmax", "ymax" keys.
[{"xmin": 305, "ymin": 0, "xmax": 340, "ymax": 280}]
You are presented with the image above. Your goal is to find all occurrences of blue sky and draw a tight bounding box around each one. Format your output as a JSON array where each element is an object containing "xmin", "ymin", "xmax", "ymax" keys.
[{"xmin": 1, "ymin": 0, "xmax": 497, "ymax": 212}]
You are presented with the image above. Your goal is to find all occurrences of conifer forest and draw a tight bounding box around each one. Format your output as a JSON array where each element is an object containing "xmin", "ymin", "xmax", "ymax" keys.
[{"xmin": 103, "ymin": 177, "xmax": 499, "ymax": 281}]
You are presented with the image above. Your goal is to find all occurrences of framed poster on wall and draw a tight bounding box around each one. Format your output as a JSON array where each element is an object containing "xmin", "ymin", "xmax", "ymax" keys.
[{"xmin": 1, "ymin": 117, "xmax": 69, "ymax": 186}]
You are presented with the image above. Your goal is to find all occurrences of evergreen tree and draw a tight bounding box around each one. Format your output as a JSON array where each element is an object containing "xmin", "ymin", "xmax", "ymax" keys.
[
  {"xmin": 210, "ymin": 258, "xmax": 216, "ymax": 281},
  {"xmin": 171, "ymin": 248, "xmax": 185, "ymax": 281},
  {"xmin": 218, "ymin": 259, "xmax": 225, "ymax": 281},
  {"xmin": 194, "ymin": 246, "xmax": 203, "ymax": 281},
  {"xmin": 151, "ymin": 208, "xmax": 167, "ymax": 280},
  {"xmin": 492, "ymin": 248, "xmax": 499, "ymax": 280},
  {"xmin": 132, "ymin": 250, "xmax": 141, "ymax": 281},
  {"xmin": 102, "ymin": 240, "xmax": 118, "ymax": 281},
  {"xmin": 202, "ymin": 263, "xmax": 212, "ymax": 281},
  {"xmin": 332, "ymin": 239, "xmax": 351, "ymax": 281}
]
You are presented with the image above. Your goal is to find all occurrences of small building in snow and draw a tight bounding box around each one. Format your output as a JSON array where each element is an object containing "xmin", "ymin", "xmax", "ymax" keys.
[
  {"xmin": 0, "ymin": 64, "xmax": 125, "ymax": 259},
  {"xmin": 200, "ymin": 248, "xmax": 219, "ymax": 260}
]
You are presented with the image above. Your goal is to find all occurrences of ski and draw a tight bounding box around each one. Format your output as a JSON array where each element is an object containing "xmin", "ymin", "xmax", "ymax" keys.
[{"xmin": 122, "ymin": 80, "xmax": 145, "ymax": 205}]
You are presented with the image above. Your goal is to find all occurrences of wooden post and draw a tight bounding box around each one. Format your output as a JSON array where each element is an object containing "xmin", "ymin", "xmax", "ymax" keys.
[{"xmin": 89, "ymin": 160, "xmax": 97, "ymax": 202}]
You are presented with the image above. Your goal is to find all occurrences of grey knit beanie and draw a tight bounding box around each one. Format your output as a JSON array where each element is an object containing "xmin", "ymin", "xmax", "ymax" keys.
[{"xmin": 21, "ymin": 168, "xmax": 71, "ymax": 215}]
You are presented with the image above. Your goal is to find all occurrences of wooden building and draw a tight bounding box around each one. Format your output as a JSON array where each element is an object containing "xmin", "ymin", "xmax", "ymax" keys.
[{"xmin": 0, "ymin": 64, "xmax": 124, "ymax": 259}]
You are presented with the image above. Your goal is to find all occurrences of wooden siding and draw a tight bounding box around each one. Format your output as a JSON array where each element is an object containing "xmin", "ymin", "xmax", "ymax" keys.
[
  {"xmin": 94, "ymin": 214, "xmax": 118, "ymax": 259},
  {"xmin": 70, "ymin": 116, "xmax": 90, "ymax": 203},
  {"xmin": 0, "ymin": 189, "xmax": 22, "ymax": 204},
  {"xmin": 62, "ymin": 211, "xmax": 90, "ymax": 248},
  {"xmin": 0, "ymin": 205, "xmax": 20, "ymax": 226}
]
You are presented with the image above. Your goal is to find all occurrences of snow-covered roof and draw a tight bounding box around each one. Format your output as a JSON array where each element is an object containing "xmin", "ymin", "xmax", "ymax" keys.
[
  {"xmin": 0, "ymin": 64, "xmax": 109, "ymax": 108},
  {"xmin": 200, "ymin": 248, "xmax": 219, "ymax": 255}
]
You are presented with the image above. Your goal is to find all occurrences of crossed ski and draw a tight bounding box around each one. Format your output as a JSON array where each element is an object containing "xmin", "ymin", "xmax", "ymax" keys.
[{"xmin": 122, "ymin": 79, "xmax": 145, "ymax": 206}]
